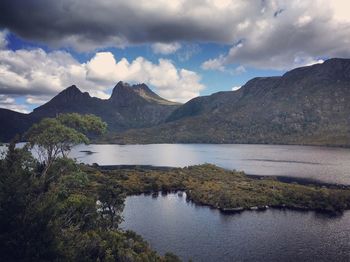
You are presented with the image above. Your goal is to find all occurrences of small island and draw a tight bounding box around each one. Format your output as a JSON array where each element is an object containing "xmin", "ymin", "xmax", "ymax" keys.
[{"xmin": 87, "ymin": 164, "xmax": 350, "ymax": 215}]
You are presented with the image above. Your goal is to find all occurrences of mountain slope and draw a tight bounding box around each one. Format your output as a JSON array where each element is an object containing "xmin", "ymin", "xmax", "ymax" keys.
[
  {"xmin": 106, "ymin": 82, "xmax": 180, "ymax": 130},
  {"xmin": 32, "ymin": 85, "xmax": 105, "ymax": 117},
  {"xmin": 108, "ymin": 58, "xmax": 350, "ymax": 146},
  {"xmin": 0, "ymin": 109, "xmax": 32, "ymax": 142},
  {"xmin": 0, "ymin": 82, "xmax": 180, "ymax": 142}
]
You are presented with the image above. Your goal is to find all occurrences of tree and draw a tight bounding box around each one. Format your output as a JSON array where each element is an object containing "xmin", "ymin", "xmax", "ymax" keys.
[
  {"xmin": 0, "ymin": 140, "xmax": 59, "ymax": 261},
  {"xmin": 1, "ymin": 116, "xmax": 177, "ymax": 261},
  {"xmin": 57, "ymin": 113, "xmax": 107, "ymax": 137},
  {"xmin": 26, "ymin": 114, "xmax": 107, "ymax": 176},
  {"xmin": 97, "ymin": 184, "xmax": 125, "ymax": 229}
]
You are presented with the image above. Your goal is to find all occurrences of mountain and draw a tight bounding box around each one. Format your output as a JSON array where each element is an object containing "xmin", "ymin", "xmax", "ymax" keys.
[
  {"xmin": 107, "ymin": 58, "xmax": 350, "ymax": 146},
  {"xmin": 0, "ymin": 82, "xmax": 180, "ymax": 142},
  {"xmin": 2, "ymin": 58, "xmax": 350, "ymax": 146},
  {"xmin": 0, "ymin": 109, "xmax": 32, "ymax": 142},
  {"xmin": 106, "ymin": 82, "xmax": 179, "ymax": 130},
  {"xmin": 32, "ymin": 85, "xmax": 103, "ymax": 117}
]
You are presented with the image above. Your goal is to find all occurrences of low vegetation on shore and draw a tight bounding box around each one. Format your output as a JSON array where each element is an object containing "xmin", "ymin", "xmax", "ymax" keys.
[{"xmin": 88, "ymin": 164, "xmax": 350, "ymax": 214}]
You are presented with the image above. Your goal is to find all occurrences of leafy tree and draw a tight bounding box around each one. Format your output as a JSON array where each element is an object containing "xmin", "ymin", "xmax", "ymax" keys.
[
  {"xmin": 57, "ymin": 113, "xmax": 107, "ymax": 136},
  {"xmin": 97, "ymin": 184, "xmax": 125, "ymax": 229},
  {"xmin": 0, "ymin": 140, "xmax": 59, "ymax": 261},
  {"xmin": 0, "ymin": 117, "xmax": 181, "ymax": 261},
  {"xmin": 26, "ymin": 114, "xmax": 106, "ymax": 176}
]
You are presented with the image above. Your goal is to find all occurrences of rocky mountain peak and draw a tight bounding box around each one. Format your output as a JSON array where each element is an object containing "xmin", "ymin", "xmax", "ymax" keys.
[
  {"xmin": 53, "ymin": 85, "xmax": 91, "ymax": 101},
  {"xmin": 110, "ymin": 81, "xmax": 179, "ymax": 105}
]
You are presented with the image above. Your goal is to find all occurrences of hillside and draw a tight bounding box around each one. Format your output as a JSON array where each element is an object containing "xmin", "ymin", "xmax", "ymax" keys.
[
  {"xmin": 105, "ymin": 58, "xmax": 350, "ymax": 146},
  {"xmin": 0, "ymin": 109, "xmax": 33, "ymax": 142},
  {"xmin": 0, "ymin": 82, "xmax": 180, "ymax": 142}
]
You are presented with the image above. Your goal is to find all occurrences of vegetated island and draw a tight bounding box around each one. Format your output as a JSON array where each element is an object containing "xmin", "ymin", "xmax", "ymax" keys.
[{"xmin": 86, "ymin": 164, "xmax": 350, "ymax": 215}]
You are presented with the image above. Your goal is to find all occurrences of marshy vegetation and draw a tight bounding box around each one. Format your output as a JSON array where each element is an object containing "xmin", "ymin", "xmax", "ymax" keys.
[{"xmin": 91, "ymin": 164, "xmax": 350, "ymax": 214}]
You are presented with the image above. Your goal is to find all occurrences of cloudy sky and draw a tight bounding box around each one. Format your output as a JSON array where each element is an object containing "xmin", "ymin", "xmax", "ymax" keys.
[{"xmin": 0, "ymin": 0, "xmax": 349, "ymax": 113}]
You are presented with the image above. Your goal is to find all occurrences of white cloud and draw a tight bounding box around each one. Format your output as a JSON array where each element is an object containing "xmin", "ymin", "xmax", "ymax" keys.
[
  {"xmin": 6, "ymin": 104, "xmax": 29, "ymax": 113},
  {"xmin": 330, "ymin": 0, "xmax": 350, "ymax": 22},
  {"xmin": 0, "ymin": 94, "xmax": 29, "ymax": 113},
  {"xmin": 0, "ymin": 1, "xmax": 349, "ymax": 69},
  {"xmin": 0, "ymin": 94, "xmax": 14, "ymax": 104},
  {"xmin": 295, "ymin": 15, "xmax": 312, "ymax": 27},
  {"xmin": 231, "ymin": 86, "xmax": 241, "ymax": 91},
  {"xmin": 177, "ymin": 44, "xmax": 201, "ymax": 61},
  {"xmin": 232, "ymin": 65, "xmax": 246, "ymax": 75},
  {"xmin": 26, "ymin": 96, "xmax": 51, "ymax": 105},
  {"xmin": 151, "ymin": 42, "xmax": 181, "ymax": 55},
  {"xmin": 201, "ymin": 58, "xmax": 246, "ymax": 75},
  {"xmin": 0, "ymin": 48, "xmax": 107, "ymax": 98},
  {"xmin": 0, "ymin": 30, "xmax": 7, "ymax": 49},
  {"xmin": 201, "ymin": 56, "xmax": 226, "ymax": 71},
  {"xmin": 85, "ymin": 52, "xmax": 205, "ymax": 103},
  {"xmin": 198, "ymin": 0, "xmax": 350, "ymax": 70},
  {"xmin": 0, "ymin": 43, "xmax": 205, "ymax": 111}
]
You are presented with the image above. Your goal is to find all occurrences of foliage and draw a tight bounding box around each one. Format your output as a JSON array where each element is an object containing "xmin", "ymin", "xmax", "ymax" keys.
[
  {"xmin": 26, "ymin": 114, "xmax": 106, "ymax": 176},
  {"xmin": 93, "ymin": 164, "xmax": 350, "ymax": 214},
  {"xmin": 0, "ymin": 141, "xmax": 58, "ymax": 261},
  {"xmin": 57, "ymin": 113, "xmax": 107, "ymax": 136},
  {"xmin": 0, "ymin": 116, "xmax": 180, "ymax": 261},
  {"xmin": 0, "ymin": 142, "xmax": 180, "ymax": 261},
  {"xmin": 97, "ymin": 184, "xmax": 125, "ymax": 230}
]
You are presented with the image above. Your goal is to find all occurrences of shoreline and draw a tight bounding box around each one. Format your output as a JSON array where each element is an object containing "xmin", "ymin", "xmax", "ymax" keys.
[
  {"xmin": 95, "ymin": 164, "xmax": 350, "ymax": 188},
  {"xmin": 129, "ymin": 191, "xmax": 346, "ymax": 217},
  {"xmin": 88, "ymin": 164, "xmax": 350, "ymax": 215},
  {"xmin": 92, "ymin": 140, "xmax": 350, "ymax": 149}
]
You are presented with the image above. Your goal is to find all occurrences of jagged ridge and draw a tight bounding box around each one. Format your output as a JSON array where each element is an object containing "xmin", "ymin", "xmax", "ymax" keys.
[
  {"xmin": 0, "ymin": 82, "xmax": 180, "ymax": 141},
  {"xmin": 107, "ymin": 58, "xmax": 350, "ymax": 146}
]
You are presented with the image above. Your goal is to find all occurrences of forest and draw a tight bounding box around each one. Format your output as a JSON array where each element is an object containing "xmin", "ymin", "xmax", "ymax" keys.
[{"xmin": 0, "ymin": 114, "xmax": 180, "ymax": 261}]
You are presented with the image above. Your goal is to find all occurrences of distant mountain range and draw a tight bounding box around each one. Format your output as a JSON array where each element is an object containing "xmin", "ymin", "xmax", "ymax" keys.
[
  {"xmin": 105, "ymin": 58, "xmax": 350, "ymax": 146},
  {"xmin": 0, "ymin": 81, "xmax": 180, "ymax": 141},
  {"xmin": 1, "ymin": 58, "xmax": 350, "ymax": 146}
]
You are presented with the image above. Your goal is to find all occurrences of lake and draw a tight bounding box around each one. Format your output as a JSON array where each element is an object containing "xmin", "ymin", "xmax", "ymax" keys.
[
  {"xmin": 5, "ymin": 143, "xmax": 350, "ymax": 260},
  {"xmin": 121, "ymin": 193, "xmax": 350, "ymax": 262},
  {"xmin": 70, "ymin": 144, "xmax": 350, "ymax": 185}
]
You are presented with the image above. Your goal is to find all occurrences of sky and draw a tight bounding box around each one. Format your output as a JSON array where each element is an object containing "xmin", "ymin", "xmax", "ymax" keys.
[{"xmin": 0, "ymin": 0, "xmax": 349, "ymax": 113}]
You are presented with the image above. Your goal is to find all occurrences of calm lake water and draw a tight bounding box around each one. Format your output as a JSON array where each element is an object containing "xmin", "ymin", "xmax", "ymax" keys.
[
  {"xmin": 70, "ymin": 144, "xmax": 350, "ymax": 185},
  {"xmin": 121, "ymin": 193, "xmax": 350, "ymax": 262},
  {"xmin": 5, "ymin": 143, "xmax": 350, "ymax": 260}
]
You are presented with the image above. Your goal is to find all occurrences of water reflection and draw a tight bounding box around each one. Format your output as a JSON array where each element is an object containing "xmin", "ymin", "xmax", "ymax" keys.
[
  {"xmin": 70, "ymin": 144, "xmax": 350, "ymax": 185},
  {"xmin": 4, "ymin": 143, "xmax": 350, "ymax": 184},
  {"xmin": 121, "ymin": 193, "xmax": 350, "ymax": 262}
]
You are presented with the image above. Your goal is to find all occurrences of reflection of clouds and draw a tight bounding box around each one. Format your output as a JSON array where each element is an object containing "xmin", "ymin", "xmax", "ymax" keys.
[
  {"xmin": 243, "ymin": 159, "xmax": 321, "ymax": 165},
  {"xmin": 69, "ymin": 144, "xmax": 350, "ymax": 185},
  {"xmin": 0, "ymin": 144, "xmax": 7, "ymax": 159},
  {"xmin": 70, "ymin": 144, "xmax": 202, "ymax": 167},
  {"xmin": 150, "ymin": 144, "xmax": 202, "ymax": 167},
  {"xmin": 157, "ymin": 194, "xmax": 183, "ymax": 219},
  {"xmin": 121, "ymin": 193, "xmax": 350, "ymax": 261}
]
